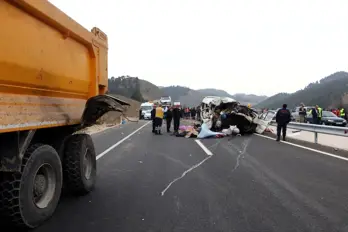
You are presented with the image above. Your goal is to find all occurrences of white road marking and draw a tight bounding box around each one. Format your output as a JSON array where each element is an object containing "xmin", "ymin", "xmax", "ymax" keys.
[
  {"xmin": 161, "ymin": 140, "xmax": 214, "ymax": 196},
  {"xmin": 96, "ymin": 121, "xmax": 151, "ymax": 160},
  {"xmin": 195, "ymin": 140, "xmax": 213, "ymax": 156},
  {"xmin": 254, "ymin": 133, "xmax": 348, "ymax": 162}
]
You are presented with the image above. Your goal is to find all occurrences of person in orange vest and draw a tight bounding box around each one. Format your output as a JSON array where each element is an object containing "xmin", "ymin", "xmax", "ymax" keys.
[{"xmin": 154, "ymin": 104, "xmax": 164, "ymax": 135}]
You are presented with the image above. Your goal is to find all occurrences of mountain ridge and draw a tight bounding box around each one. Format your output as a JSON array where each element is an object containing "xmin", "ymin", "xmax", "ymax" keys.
[
  {"xmin": 256, "ymin": 71, "xmax": 348, "ymax": 109},
  {"xmin": 108, "ymin": 71, "xmax": 348, "ymax": 109},
  {"xmin": 108, "ymin": 77, "xmax": 267, "ymax": 106}
]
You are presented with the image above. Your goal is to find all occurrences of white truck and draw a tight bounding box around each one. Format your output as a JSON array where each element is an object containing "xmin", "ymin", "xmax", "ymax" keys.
[{"xmin": 160, "ymin": 96, "xmax": 172, "ymax": 107}]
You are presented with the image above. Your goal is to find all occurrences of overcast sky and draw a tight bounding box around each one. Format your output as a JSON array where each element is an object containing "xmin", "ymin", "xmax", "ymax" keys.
[{"xmin": 49, "ymin": 0, "xmax": 348, "ymax": 96}]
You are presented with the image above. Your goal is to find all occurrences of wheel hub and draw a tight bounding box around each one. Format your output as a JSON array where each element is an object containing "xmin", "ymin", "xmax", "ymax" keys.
[
  {"xmin": 34, "ymin": 174, "xmax": 46, "ymax": 197},
  {"xmin": 33, "ymin": 164, "xmax": 56, "ymax": 209}
]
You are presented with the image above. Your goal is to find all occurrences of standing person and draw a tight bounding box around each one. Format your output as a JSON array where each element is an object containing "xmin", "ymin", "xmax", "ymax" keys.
[
  {"xmin": 275, "ymin": 104, "xmax": 291, "ymax": 141},
  {"xmin": 186, "ymin": 107, "xmax": 190, "ymax": 119},
  {"xmin": 316, "ymin": 105, "xmax": 323, "ymax": 124},
  {"xmin": 154, "ymin": 104, "xmax": 164, "ymax": 135},
  {"xmin": 139, "ymin": 108, "xmax": 142, "ymax": 120},
  {"xmin": 299, "ymin": 103, "xmax": 306, "ymax": 123},
  {"xmin": 339, "ymin": 107, "xmax": 346, "ymax": 119},
  {"xmin": 196, "ymin": 106, "xmax": 201, "ymax": 121},
  {"xmin": 335, "ymin": 108, "xmax": 340, "ymax": 117},
  {"xmin": 309, "ymin": 107, "xmax": 318, "ymax": 124},
  {"xmin": 151, "ymin": 105, "xmax": 156, "ymax": 133},
  {"xmin": 163, "ymin": 105, "xmax": 168, "ymax": 120},
  {"xmin": 172, "ymin": 105, "xmax": 181, "ymax": 134},
  {"xmin": 166, "ymin": 107, "xmax": 173, "ymax": 133},
  {"xmin": 191, "ymin": 107, "xmax": 196, "ymax": 120}
]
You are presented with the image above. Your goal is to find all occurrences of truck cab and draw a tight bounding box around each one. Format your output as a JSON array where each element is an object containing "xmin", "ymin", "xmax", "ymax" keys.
[{"xmin": 160, "ymin": 96, "xmax": 172, "ymax": 107}]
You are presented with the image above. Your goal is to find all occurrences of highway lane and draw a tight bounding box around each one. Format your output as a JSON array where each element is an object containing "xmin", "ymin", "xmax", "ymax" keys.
[{"xmin": 33, "ymin": 121, "xmax": 348, "ymax": 232}]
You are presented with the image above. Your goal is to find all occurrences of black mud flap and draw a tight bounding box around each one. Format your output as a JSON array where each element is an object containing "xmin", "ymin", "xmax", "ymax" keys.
[{"xmin": 81, "ymin": 95, "xmax": 130, "ymax": 127}]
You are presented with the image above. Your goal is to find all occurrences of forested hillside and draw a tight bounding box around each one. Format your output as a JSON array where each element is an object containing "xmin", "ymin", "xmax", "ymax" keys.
[
  {"xmin": 108, "ymin": 76, "xmax": 163, "ymax": 102},
  {"xmin": 256, "ymin": 72, "xmax": 348, "ymax": 109}
]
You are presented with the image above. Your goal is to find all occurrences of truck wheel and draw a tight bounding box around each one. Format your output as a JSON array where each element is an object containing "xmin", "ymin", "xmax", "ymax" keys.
[
  {"xmin": 63, "ymin": 134, "xmax": 96, "ymax": 195},
  {"xmin": 0, "ymin": 144, "xmax": 63, "ymax": 229}
]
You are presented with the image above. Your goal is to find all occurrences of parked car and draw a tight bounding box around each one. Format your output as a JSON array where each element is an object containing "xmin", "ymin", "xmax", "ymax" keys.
[
  {"xmin": 291, "ymin": 106, "xmax": 314, "ymax": 122},
  {"xmin": 306, "ymin": 110, "xmax": 347, "ymax": 126}
]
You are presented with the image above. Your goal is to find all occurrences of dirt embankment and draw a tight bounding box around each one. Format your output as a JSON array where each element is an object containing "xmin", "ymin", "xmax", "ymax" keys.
[{"xmin": 98, "ymin": 94, "xmax": 141, "ymax": 125}]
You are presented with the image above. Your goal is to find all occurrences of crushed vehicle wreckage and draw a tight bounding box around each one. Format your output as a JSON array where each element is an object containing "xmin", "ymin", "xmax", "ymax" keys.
[
  {"xmin": 174, "ymin": 96, "xmax": 269, "ymax": 139},
  {"xmin": 200, "ymin": 96, "xmax": 262, "ymax": 135}
]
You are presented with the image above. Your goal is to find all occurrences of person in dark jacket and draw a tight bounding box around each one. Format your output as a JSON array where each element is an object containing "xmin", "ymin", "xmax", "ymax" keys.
[
  {"xmin": 166, "ymin": 107, "xmax": 173, "ymax": 132},
  {"xmin": 196, "ymin": 107, "xmax": 201, "ymax": 121},
  {"xmin": 139, "ymin": 108, "xmax": 142, "ymax": 120},
  {"xmin": 180, "ymin": 108, "xmax": 184, "ymax": 119},
  {"xmin": 151, "ymin": 105, "xmax": 156, "ymax": 133},
  {"xmin": 275, "ymin": 104, "xmax": 291, "ymax": 141},
  {"xmin": 172, "ymin": 105, "xmax": 181, "ymax": 134},
  {"xmin": 310, "ymin": 107, "xmax": 318, "ymax": 124},
  {"xmin": 191, "ymin": 107, "xmax": 196, "ymax": 120}
]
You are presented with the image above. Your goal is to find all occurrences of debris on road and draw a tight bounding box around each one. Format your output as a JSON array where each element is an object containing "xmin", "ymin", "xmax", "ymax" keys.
[
  {"xmin": 175, "ymin": 124, "xmax": 200, "ymax": 138},
  {"xmin": 174, "ymin": 122, "xmax": 228, "ymax": 139},
  {"xmin": 197, "ymin": 123, "xmax": 225, "ymax": 138},
  {"xmin": 74, "ymin": 123, "xmax": 121, "ymax": 135}
]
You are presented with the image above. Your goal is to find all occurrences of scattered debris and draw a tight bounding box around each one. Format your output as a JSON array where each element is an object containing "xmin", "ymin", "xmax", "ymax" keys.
[{"xmin": 74, "ymin": 123, "xmax": 121, "ymax": 135}]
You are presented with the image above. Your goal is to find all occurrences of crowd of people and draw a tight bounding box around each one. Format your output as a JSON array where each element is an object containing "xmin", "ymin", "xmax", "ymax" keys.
[
  {"xmin": 297, "ymin": 104, "xmax": 346, "ymax": 124},
  {"xmin": 149, "ymin": 105, "xmax": 201, "ymax": 135},
  {"xmin": 273, "ymin": 103, "xmax": 346, "ymax": 142},
  {"xmin": 182, "ymin": 107, "xmax": 201, "ymax": 120}
]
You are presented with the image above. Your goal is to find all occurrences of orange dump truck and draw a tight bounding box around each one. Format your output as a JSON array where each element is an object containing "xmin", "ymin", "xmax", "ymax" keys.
[{"xmin": 0, "ymin": 0, "xmax": 128, "ymax": 229}]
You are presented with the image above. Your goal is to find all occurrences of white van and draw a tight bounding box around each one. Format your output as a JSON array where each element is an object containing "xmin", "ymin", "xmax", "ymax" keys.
[{"xmin": 140, "ymin": 102, "xmax": 154, "ymax": 120}]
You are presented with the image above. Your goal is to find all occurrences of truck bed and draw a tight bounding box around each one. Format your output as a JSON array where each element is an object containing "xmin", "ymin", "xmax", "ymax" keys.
[{"xmin": 0, "ymin": 0, "xmax": 108, "ymax": 133}]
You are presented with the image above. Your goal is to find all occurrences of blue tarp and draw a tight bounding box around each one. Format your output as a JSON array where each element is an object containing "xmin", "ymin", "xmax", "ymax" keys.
[{"xmin": 197, "ymin": 123, "xmax": 224, "ymax": 139}]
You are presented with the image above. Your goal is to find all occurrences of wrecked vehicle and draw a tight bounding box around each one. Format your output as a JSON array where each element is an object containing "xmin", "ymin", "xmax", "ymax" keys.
[{"xmin": 200, "ymin": 96, "xmax": 261, "ymax": 134}]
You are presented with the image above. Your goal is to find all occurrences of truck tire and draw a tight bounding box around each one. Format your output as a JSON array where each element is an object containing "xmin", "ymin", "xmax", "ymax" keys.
[
  {"xmin": 0, "ymin": 144, "xmax": 63, "ymax": 229},
  {"xmin": 63, "ymin": 134, "xmax": 97, "ymax": 195}
]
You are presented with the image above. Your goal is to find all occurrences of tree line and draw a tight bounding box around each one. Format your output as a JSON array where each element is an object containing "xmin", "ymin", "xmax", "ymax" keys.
[
  {"xmin": 108, "ymin": 76, "xmax": 145, "ymax": 102},
  {"xmin": 256, "ymin": 72, "xmax": 348, "ymax": 109}
]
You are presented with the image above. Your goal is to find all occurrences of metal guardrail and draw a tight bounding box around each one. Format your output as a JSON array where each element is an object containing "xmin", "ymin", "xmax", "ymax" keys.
[{"xmin": 269, "ymin": 121, "xmax": 348, "ymax": 143}]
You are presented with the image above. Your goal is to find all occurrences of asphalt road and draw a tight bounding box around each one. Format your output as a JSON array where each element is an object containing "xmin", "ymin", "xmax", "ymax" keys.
[{"xmin": 33, "ymin": 120, "xmax": 348, "ymax": 232}]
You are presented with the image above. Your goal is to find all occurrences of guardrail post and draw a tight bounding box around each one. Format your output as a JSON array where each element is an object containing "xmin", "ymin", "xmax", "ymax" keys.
[{"xmin": 314, "ymin": 132, "xmax": 318, "ymax": 144}]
